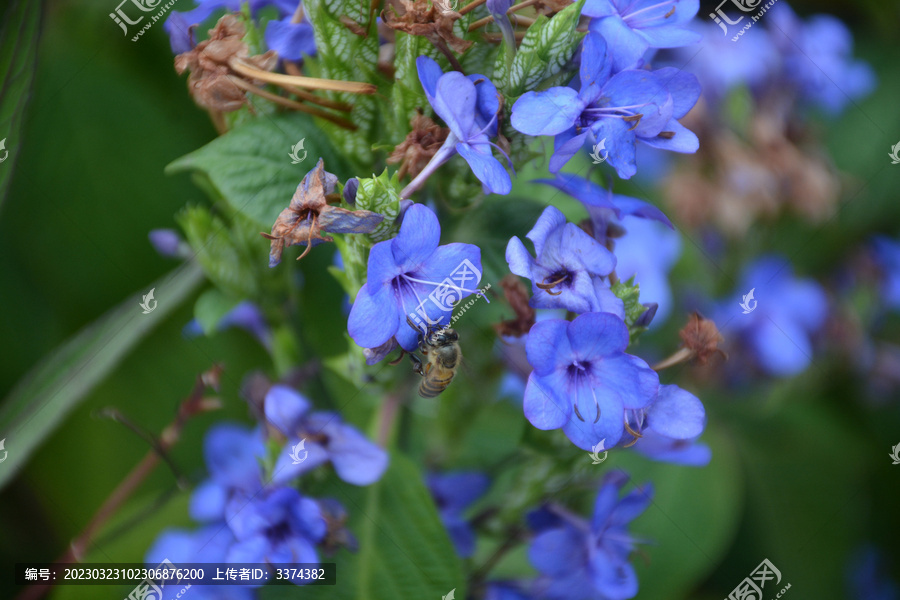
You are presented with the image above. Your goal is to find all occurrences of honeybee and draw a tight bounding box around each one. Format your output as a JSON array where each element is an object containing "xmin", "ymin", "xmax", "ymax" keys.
[{"xmin": 404, "ymin": 317, "xmax": 461, "ymax": 398}]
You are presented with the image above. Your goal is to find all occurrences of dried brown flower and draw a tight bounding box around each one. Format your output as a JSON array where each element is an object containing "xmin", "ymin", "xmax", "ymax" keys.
[
  {"xmin": 383, "ymin": 0, "xmax": 472, "ymax": 55},
  {"xmin": 679, "ymin": 312, "xmax": 726, "ymax": 365},
  {"xmin": 174, "ymin": 14, "xmax": 277, "ymax": 112},
  {"xmin": 388, "ymin": 112, "xmax": 449, "ymax": 180},
  {"xmin": 263, "ymin": 159, "xmax": 384, "ymax": 266},
  {"xmin": 494, "ymin": 274, "xmax": 536, "ymax": 338}
]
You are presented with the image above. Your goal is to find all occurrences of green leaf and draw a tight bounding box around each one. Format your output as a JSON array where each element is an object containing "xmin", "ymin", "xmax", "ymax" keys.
[
  {"xmin": 166, "ymin": 112, "xmax": 348, "ymax": 228},
  {"xmin": 391, "ymin": 32, "xmax": 440, "ymax": 142},
  {"xmin": 505, "ymin": 0, "xmax": 585, "ymax": 97},
  {"xmin": 0, "ymin": 262, "xmax": 205, "ymax": 490},
  {"xmin": 0, "ymin": 0, "xmax": 41, "ymax": 209},
  {"xmin": 611, "ymin": 276, "xmax": 649, "ymax": 341},
  {"xmin": 355, "ymin": 169, "xmax": 402, "ymax": 242},
  {"xmin": 260, "ymin": 452, "xmax": 463, "ymax": 600},
  {"xmin": 304, "ymin": 0, "xmax": 379, "ymax": 162}
]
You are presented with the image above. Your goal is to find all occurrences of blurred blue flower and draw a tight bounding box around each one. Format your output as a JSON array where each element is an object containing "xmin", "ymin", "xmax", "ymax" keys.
[
  {"xmin": 631, "ymin": 384, "xmax": 710, "ymax": 466},
  {"xmin": 403, "ymin": 57, "xmax": 512, "ymax": 196},
  {"xmin": 506, "ymin": 205, "xmax": 623, "ymax": 316},
  {"xmin": 583, "ymin": 0, "xmax": 701, "ymax": 71},
  {"xmin": 767, "ymin": 4, "xmax": 875, "ymax": 115},
  {"xmin": 485, "ymin": 582, "xmax": 535, "ymax": 600},
  {"xmin": 613, "ymin": 216, "xmax": 681, "ymax": 325},
  {"xmin": 511, "ymin": 33, "xmax": 700, "ymax": 178},
  {"xmin": 165, "ymin": 0, "xmax": 315, "ymax": 62},
  {"xmin": 183, "ymin": 301, "xmax": 273, "ymax": 350},
  {"xmin": 872, "ymin": 235, "xmax": 900, "ymax": 311},
  {"xmin": 714, "ymin": 255, "xmax": 827, "ymax": 376},
  {"xmin": 529, "ymin": 471, "xmax": 652, "ymax": 600},
  {"xmin": 145, "ymin": 525, "xmax": 253, "ymax": 600},
  {"xmin": 348, "ymin": 203, "xmax": 483, "ymax": 352},
  {"xmin": 534, "ymin": 173, "xmax": 672, "ymax": 245},
  {"xmin": 149, "ymin": 228, "xmax": 185, "ymax": 258},
  {"xmin": 427, "ymin": 471, "xmax": 490, "ymax": 557},
  {"xmin": 847, "ymin": 545, "xmax": 900, "ymax": 600},
  {"xmin": 264, "ymin": 385, "xmax": 388, "ymax": 486},
  {"xmin": 224, "ymin": 486, "xmax": 326, "ymax": 580},
  {"xmin": 523, "ymin": 312, "xmax": 659, "ymax": 450}
]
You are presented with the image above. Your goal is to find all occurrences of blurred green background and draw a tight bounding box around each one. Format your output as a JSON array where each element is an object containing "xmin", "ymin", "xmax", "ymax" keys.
[{"xmin": 1, "ymin": 0, "xmax": 900, "ymax": 599}]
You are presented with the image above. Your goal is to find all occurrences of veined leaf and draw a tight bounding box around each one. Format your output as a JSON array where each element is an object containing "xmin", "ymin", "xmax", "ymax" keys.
[
  {"xmin": 0, "ymin": 0, "xmax": 41, "ymax": 210},
  {"xmin": 166, "ymin": 112, "xmax": 348, "ymax": 229},
  {"xmin": 390, "ymin": 32, "xmax": 441, "ymax": 143},
  {"xmin": 0, "ymin": 262, "xmax": 205, "ymax": 490}
]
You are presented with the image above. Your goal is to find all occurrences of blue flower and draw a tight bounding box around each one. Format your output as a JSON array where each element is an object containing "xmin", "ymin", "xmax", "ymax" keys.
[
  {"xmin": 145, "ymin": 525, "xmax": 253, "ymax": 600},
  {"xmin": 485, "ymin": 582, "xmax": 535, "ymax": 600},
  {"xmin": 872, "ymin": 236, "xmax": 900, "ymax": 311},
  {"xmin": 583, "ymin": 0, "xmax": 701, "ymax": 71},
  {"xmin": 348, "ymin": 203, "xmax": 483, "ymax": 352},
  {"xmin": 264, "ymin": 385, "xmax": 388, "ymax": 486},
  {"xmin": 506, "ymin": 206, "xmax": 623, "ymax": 316},
  {"xmin": 523, "ymin": 313, "xmax": 660, "ymax": 450},
  {"xmin": 183, "ymin": 301, "xmax": 273, "ymax": 350},
  {"xmin": 846, "ymin": 545, "xmax": 900, "ymax": 600},
  {"xmin": 401, "ymin": 57, "xmax": 512, "ymax": 196},
  {"xmin": 630, "ymin": 384, "xmax": 710, "ymax": 466},
  {"xmin": 165, "ymin": 0, "xmax": 315, "ymax": 62},
  {"xmin": 534, "ymin": 173, "xmax": 672, "ymax": 245},
  {"xmin": 767, "ymin": 4, "xmax": 875, "ymax": 115},
  {"xmin": 149, "ymin": 229, "xmax": 185, "ymax": 258},
  {"xmin": 612, "ymin": 216, "xmax": 681, "ymax": 325},
  {"xmin": 528, "ymin": 472, "xmax": 652, "ymax": 600},
  {"xmin": 511, "ymin": 33, "xmax": 701, "ymax": 178},
  {"xmin": 714, "ymin": 255, "xmax": 827, "ymax": 377},
  {"xmin": 427, "ymin": 471, "xmax": 490, "ymax": 557}
]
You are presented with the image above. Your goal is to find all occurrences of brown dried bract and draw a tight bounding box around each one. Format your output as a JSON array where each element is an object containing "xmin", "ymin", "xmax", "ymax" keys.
[
  {"xmin": 679, "ymin": 312, "xmax": 726, "ymax": 365},
  {"xmin": 388, "ymin": 112, "xmax": 449, "ymax": 180},
  {"xmin": 174, "ymin": 14, "xmax": 277, "ymax": 112},
  {"xmin": 263, "ymin": 159, "xmax": 384, "ymax": 266},
  {"xmin": 383, "ymin": 0, "xmax": 472, "ymax": 54},
  {"xmin": 494, "ymin": 274, "xmax": 536, "ymax": 338},
  {"xmin": 533, "ymin": 0, "xmax": 574, "ymax": 15}
]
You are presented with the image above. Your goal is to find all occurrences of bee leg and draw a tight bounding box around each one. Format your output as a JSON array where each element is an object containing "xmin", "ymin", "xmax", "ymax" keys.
[
  {"xmin": 388, "ymin": 349, "xmax": 407, "ymax": 366},
  {"xmin": 408, "ymin": 353, "xmax": 425, "ymax": 376}
]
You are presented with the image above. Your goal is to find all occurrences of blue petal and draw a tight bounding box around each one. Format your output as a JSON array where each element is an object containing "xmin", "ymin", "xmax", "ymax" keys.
[
  {"xmin": 639, "ymin": 118, "xmax": 699, "ymax": 153},
  {"xmin": 549, "ymin": 130, "xmax": 589, "ymax": 173},
  {"xmin": 646, "ymin": 384, "xmax": 705, "ymax": 439},
  {"xmin": 506, "ymin": 236, "xmax": 535, "ymax": 278},
  {"xmin": 525, "ymin": 318, "xmax": 572, "ymax": 375},
  {"xmin": 511, "ymin": 88, "xmax": 582, "ymax": 136},
  {"xmin": 434, "ymin": 72, "xmax": 477, "ymax": 139},
  {"xmin": 613, "ymin": 193, "xmax": 673, "ymax": 227},
  {"xmin": 348, "ymin": 282, "xmax": 400, "ymax": 349},
  {"xmin": 467, "ymin": 73, "xmax": 501, "ymax": 132},
  {"xmin": 529, "ymin": 526, "xmax": 587, "ymax": 576},
  {"xmin": 526, "ymin": 205, "xmax": 567, "ymax": 257},
  {"xmin": 328, "ymin": 423, "xmax": 389, "ymax": 485},
  {"xmin": 590, "ymin": 550, "xmax": 639, "ymax": 599},
  {"xmin": 414, "ymin": 243, "xmax": 483, "ymax": 294},
  {"xmin": 456, "ymin": 143, "xmax": 512, "ymax": 195},
  {"xmin": 391, "ymin": 203, "xmax": 441, "ymax": 272},
  {"xmin": 271, "ymin": 441, "xmax": 330, "ymax": 485},
  {"xmin": 366, "ymin": 240, "xmax": 402, "ymax": 291},
  {"xmin": 649, "ymin": 67, "xmax": 701, "ymax": 118},
  {"xmin": 592, "ymin": 118, "xmax": 637, "ymax": 179},
  {"xmin": 563, "ymin": 378, "xmax": 626, "ymax": 450},
  {"xmin": 428, "ymin": 472, "xmax": 490, "ymax": 511},
  {"xmin": 604, "ymin": 70, "xmax": 672, "ymax": 137},
  {"xmin": 566, "ymin": 312, "xmax": 629, "ymax": 360},
  {"xmin": 225, "ymin": 535, "xmax": 270, "ymax": 564},
  {"xmin": 591, "ymin": 15, "xmax": 648, "ymax": 71},
  {"xmin": 560, "ymin": 222, "xmax": 616, "ymax": 275},
  {"xmin": 189, "ymin": 479, "xmax": 227, "ymax": 522},
  {"xmin": 524, "ymin": 371, "xmax": 572, "ymax": 430},
  {"xmin": 591, "ymin": 471, "xmax": 628, "ymax": 528},
  {"xmin": 590, "ymin": 353, "xmax": 659, "ymax": 410},
  {"xmin": 445, "ymin": 517, "xmax": 477, "ymax": 557},
  {"xmin": 416, "ymin": 55, "xmax": 444, "ymax": 101},
  {"xmin": 204, "ymin": 424, "xmax": 264, "ymax": 492},
  {"xmin": 578, "ymin": 32, "xmax": 612, "ymax": 104},
  {"xmin": 750, "ymin": 317, "xmax": 813, "ymax": 376},
  {"xmin": 634, "ymin": 23, "xmax": 701, "ymax": 49},
  {"xmin": 165, "ymin": 3, "xmax": 222, "ymax": 54},
  {"xmin": 264, "ymin": 18, "xmax": 316, "ymax": 61},
  {"xmin": 581, "ymin": 0, "xmax": 616, "ymax": 17},
  {"xmin": 264, "ymin": 385, "xmax": 312, "ymax": 434},
  {"xmin": 608, "ymin": 484, "xmax": 653, "ymax": 527}
]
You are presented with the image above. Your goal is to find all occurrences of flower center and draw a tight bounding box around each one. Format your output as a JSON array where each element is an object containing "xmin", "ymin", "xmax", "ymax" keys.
[{"xmin": 537, "ymin": 269, "xmax": 573, "ymax": 295}]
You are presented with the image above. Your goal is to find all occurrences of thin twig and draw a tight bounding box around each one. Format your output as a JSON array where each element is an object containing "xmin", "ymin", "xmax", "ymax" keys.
[
  {"xmin": 227, "ymin": 76, "xmax": 358, "ymax": 130},
  {"xmin": 228, "ymin": 57, "xmax": 377, "ymax": 94}
]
